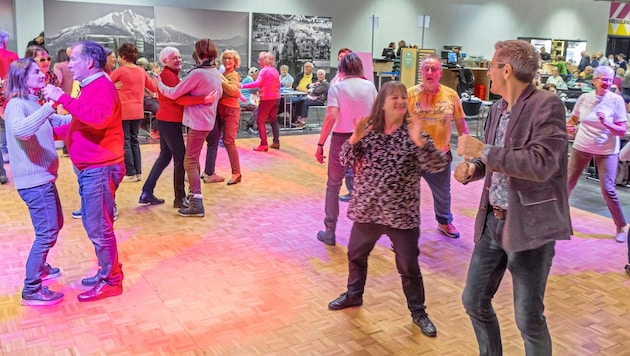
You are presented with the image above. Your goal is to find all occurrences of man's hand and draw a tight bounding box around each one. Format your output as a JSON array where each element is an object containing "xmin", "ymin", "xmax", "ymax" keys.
[
  {"xmin": 457, "ymin": 134, "xmax": 485, "ymax": 158},
  {"xmin": 43, "ymin": 84, "xmax": 63, "ymax": 102},
  {"xmin": 454, "ymin": 161, "xmax": 475, "ymax": 183},
  {"xmin": 315, "ymin": 145, "xmax": 327, "ymax": 164}
]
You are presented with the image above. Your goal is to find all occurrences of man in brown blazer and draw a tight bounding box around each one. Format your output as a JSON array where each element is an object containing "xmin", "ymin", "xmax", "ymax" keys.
[{"xmin": 455, "ymin": 39, "xmax": 572, "ymax": 356}]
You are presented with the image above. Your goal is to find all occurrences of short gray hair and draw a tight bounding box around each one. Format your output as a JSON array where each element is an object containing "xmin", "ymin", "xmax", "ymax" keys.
[
  {"xmin": 594, "ymin": 65, "xmax": 614, "ymax": 79},
  {"xmin": 159, "ymin": 46, "xmax": 180, "ymax": 65},
  {"xmin": 0, "ymin": 31, "xmax": 9, "ymax": 45}
]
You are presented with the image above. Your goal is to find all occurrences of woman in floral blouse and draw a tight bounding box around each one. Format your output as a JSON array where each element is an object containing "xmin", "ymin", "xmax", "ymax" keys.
[{"xmin": 326, "ymin": 81, "xmax": 447, "ymax": 338}]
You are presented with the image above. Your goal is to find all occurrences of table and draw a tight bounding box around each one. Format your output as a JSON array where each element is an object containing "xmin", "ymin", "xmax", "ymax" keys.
[{"xmin": 280, "ymin": 89, "xmax": 306, "ymax": 130}]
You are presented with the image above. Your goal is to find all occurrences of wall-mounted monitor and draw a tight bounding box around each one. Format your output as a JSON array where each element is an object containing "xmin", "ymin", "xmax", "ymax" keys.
[{"xmin": 382, "ymin": 48, "xmax": 395, "ymax": 59}]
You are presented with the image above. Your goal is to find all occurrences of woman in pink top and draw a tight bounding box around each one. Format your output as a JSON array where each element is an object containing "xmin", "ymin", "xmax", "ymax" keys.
[
  {"xmin": 241, "ymin": 51, "xmax": 281, "ymax": 151},
  {"xmin": 110, "ymin": 43, "xmax": 157, "ymax": 182}
]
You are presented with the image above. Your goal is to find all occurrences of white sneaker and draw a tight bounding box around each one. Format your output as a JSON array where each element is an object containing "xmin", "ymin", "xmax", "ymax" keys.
[
  {"xmin": 616, "ymin": 231, "xmax": 627, "ymax": 243},
  {"xmin": 122, "ymin": 175, "xmax": 138, "ymax": 183}
]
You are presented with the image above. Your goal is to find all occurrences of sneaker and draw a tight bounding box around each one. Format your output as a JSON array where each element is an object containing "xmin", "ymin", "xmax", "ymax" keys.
[
  {"xmin": 178, "ymin": 198, "xmax": 205, "ymax": 217},
  {"xmin": 136, "ymin": 174, "xmax": 142, "ymax": 182},
  {"xmin": 41, "ymin": 263, "xmax": 61, "ymax": 281},
  {"xmin": 615, "ymin": 231, "xmax": 627, "ymax": 243},
  {"xmin": 201, "ymin": 172, "xmax": 225, "ymax": 183},
  {"xmin": 0, "ymin": 175, "xmax": 7, "ymax": 184},
  {"xmin": 122, "ymin": 175, "xmax": 139, "ymax": 183},
  {"xmin": 21, "ymin": 286, "xmax": 64, "ymax": 306},
  {"xmin": 413, "ymin": 314, "xmax": 437, "ymax": 337},
  {"xmin": 317, "ymin": 230, "xmax": 336, "ymax": 246},
  {"xmin": 339, "ymin": 194, "xmax": 351, "ymax": 203},
  {"xmin": 71, "ymin": 209, "xmax": 81, "ymax": 219},
  {"xmin": 328, "ymin": 292, "xmax": 363, "ymax": 310},
  {"xmin": 437, "ymin": 223, "xmax": 460, "ymax": 238}
]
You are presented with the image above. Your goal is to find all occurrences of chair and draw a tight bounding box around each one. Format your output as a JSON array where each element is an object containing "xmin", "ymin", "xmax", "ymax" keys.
[
  {"xmin": 461, "ymin": 100, "xmax": 484, "ymax": 138},
  {"xmin": 306, "ymin": 106, "xmax": 326, "ymax": 129}
]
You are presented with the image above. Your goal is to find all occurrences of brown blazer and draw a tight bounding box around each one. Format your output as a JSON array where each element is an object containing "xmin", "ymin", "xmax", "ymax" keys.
[{"xmin": 468, "ymin": 84, "xmax": 572, "ymax": 252}]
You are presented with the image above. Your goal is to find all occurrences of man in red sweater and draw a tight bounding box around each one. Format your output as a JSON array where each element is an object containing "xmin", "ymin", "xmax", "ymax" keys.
[
  {"xmin": 44, "ymin": 40, "xmax": 125, "ymax": 302},
  {"xmin": 0, "ymin": 30, "xmax": 19, "ymax": 183}
]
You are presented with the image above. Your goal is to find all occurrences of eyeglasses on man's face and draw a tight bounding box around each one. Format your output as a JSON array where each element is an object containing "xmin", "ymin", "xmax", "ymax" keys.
[
  {"xmin": 37, "ymin": 57, "xmax": 52, "ymax": 63},
  {"xmin": 421, "ymin": 65, "xmax": 441, "ymax": 73},
  {"xmin": 488, "ymin": 61, "xmax": 506, "ymax": 69}
]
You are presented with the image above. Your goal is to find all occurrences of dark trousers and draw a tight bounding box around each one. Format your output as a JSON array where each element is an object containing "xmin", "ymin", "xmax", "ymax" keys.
[
  {"xmin": 462, "ymin": 211, "xmax": 556, "ymax": 356},
  {"xmin": 142, "ymin": 120, "xmax": 186, "ymax": 201},
  {"xmin": 122, "ymin": 119, "xmax": 142, "ymax": 176},
  {"xmin": 347, "ymin": 222, "xmax": 427, "ymax": 317}
]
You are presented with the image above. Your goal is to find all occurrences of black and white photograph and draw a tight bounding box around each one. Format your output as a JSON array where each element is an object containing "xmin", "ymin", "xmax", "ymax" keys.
[
  {"xmin": 155, "ymin": 7, "xmax": 249, "ymax": 76},
  {"xmin": 43, "ymin": 0, "xmax": 155, "ymax": 63},
  {"xmin": 252, "ymin": 13, "xmax": 332, "ymax": 76},
  {"xmin": 0, "ymin": 0, "xmax": 16, "ymax": 51}
]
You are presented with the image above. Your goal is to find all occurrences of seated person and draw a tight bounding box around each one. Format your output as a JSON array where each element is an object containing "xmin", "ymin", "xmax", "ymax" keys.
[
  {"xmin": 580, "ymin": 65, "xmax": 594, "ymax": 80},
  {"xmin": 290, "ymin": 62, "xmax": 316, "ymax": 123},
  {"xmin": 279, "ymin": 64, "xmax": 294, "ymax": 89},
  {"xmin": 567, "ymin": 70, "xmax": 582, "ymax": 87},
  {"xmin": 545, "ymin": 68, "xmax": 567, "ymax": 90},
  {"xmin": 296, "ymin": 69, "xmax": 329, "ymax": 127},
  {"xmin": 542, "ymin": 83, "xmax": 557, "ymax": 94},
  {"xmin": 615, "ymin": 67, "xmax": 625, "ymax": 90},
  {"xmin": 241, "ymin": 67, "xmax": 259, "ymax": 133}
]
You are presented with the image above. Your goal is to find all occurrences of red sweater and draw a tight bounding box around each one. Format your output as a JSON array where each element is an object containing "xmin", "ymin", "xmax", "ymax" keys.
[
  {"xmin": 155, "ymin": 66, "xmax": 208, "ymax": 123},
  {"xmin": 110, "ymin": 65, "xmax": 157, "ymax": 120},
  {"xmin": 57, "ymin": 73, "xmax": 124, "ymax": 170},
  {"xmin": 0, "ymin": 48, "xmax": 18, "ymax": 79}
]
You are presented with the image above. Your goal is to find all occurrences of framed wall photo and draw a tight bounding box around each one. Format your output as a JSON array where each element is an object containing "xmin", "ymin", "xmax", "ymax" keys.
[
  {"xmin": 43, "ymin": 0, "xmax": 155, "ymax": 63},
  {"xmin": 251, "ymin": 13, "xmax": 332, "ymax": 76}
]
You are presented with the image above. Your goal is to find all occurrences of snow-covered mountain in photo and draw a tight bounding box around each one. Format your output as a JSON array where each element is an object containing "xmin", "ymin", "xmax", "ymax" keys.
[{"xmin": 47, "ymin": 9, "xmax": 154, "ymax": 60}]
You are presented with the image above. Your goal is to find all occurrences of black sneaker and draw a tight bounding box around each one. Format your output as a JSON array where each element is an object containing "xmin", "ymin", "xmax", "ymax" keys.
[
  {"xmin": 21, "ymin": 286, "xmax": 64, "ymax": 306},
  {"xmin": 413, "ymin": 314, "xmax": 437, "ymax": 337},
  {"xmin": 317, "ymin": 230, "xmax": 336, "ymax": 246},
  {"xmin": 41, "ymin": 263, "xmax": 61, "ymax": 281},
  {"xmin": 328, "ymin": 292, "xmax": 363, "ymax": 310}
]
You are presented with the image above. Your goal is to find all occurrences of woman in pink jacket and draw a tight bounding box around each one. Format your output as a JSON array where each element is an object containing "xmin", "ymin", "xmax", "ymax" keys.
[{"xmin": 241, "ymin": 51, "xmax": 281, "ymax": 151}]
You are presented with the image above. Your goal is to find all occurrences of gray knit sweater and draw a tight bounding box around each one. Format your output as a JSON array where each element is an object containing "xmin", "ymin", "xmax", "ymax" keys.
[{"xmin": 4, "ymin": 94, "xmax": 71, "ymax": 189}]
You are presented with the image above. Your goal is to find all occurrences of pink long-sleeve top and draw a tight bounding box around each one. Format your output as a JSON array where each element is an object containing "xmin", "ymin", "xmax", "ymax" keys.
[{"xmin": 240, "ymin": 65, "xmax": 280, "ymax": 101}]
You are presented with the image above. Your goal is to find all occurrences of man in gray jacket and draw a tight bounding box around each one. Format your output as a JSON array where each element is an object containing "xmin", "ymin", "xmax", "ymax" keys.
[{"xmin": 455, "ymin": 39, "xmax": 572, "ymax": 356}]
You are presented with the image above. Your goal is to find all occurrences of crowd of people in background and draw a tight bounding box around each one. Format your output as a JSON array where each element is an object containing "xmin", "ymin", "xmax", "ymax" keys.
[{"xmin": 3, "ymin": 31, "xmax": 630, "ymax": 356}]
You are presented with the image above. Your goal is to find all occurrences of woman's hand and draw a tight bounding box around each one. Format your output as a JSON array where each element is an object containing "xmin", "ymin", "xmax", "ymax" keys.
[
  {"xmin": 407, "ymin": 115, "xmax": 427, "ymax": 147},
  {"xmin": 203, "ymin": 90, "xmax": 220, "ymax": 104},
  {"xmin": 349, "ymin": 116, "xmax": 373, "ymax": 146},
  {"xmin": 315, "ymin": 145, "xmax": 327, "ymax": 164},
  {"xmin": 114, "ymin": 81, "xmax": 123, "ymax": 90}
]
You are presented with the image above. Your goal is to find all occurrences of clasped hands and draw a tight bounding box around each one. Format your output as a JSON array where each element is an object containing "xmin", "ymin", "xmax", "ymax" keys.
[{"xmin": 453, "ymin": 134, "xmax": 485, "ymax": 183}]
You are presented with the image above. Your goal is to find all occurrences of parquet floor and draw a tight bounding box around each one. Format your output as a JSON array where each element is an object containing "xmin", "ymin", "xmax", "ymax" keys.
[{"xmin": 0, "ymin": 133, "xmax": 629, "ymax": 355}]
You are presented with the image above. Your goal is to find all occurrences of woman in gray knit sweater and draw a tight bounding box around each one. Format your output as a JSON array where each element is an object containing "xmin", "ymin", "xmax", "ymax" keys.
[{"xmin": 4, "ymin": 58, "xmax": 71, "ymax": 306}]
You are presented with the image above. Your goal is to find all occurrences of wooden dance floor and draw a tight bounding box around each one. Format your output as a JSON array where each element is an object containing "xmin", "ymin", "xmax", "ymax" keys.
[{"xmin": 0, "ymin": 134, "xmax": 628, "ymax": 355}]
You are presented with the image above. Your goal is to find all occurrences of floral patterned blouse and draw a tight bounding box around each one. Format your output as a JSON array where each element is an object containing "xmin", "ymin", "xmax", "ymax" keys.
[{"xmin": 340, "ymin": 123, "xmax": 448, "ymax": 229}]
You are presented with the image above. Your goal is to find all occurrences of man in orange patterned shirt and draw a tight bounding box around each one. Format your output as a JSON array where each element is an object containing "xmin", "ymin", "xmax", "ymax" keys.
[{"xmin": 407, "ymin": 54, "xmax": 469, "ymax": 238}]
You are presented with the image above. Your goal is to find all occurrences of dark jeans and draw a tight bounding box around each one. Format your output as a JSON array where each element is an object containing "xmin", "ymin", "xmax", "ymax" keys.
[
  {"xmin": 300, "ymin": 98, "xmax": 325, "ymax": 118},
  {"xmin": 205, "ymin": 116, "xmax": 221, "ymax": 175},
  {"xmin": 122, "ymin": 119, "xmax": 142, "ymax": 176},
  {"xmin": 78, "ymin": 163, "xmax": 125, "ymax": 286},
  {"xmin": 462, "ymin": 211, "xmax": 556, "ymax": 356},
  {"xmin": 142, "ymin": 120, "xmax": 186, "ymax": 201},
  {"xmin": 324, "ymin": 132, "xmax": 352, "ymax": 232},
  {"xmin": 421, "ymin": 150, "xmax": 453, "ymax": 225},
  {"xmin": 257, "ymin": 99, "xmax": 280, "ymax": 146},
  {"xmin": 18, "ymin": 182, "xmax": 63, "ymax": 294},
  {"xmin": 347, "ymin": 222, "xmax": 427, "ymax": 317}
]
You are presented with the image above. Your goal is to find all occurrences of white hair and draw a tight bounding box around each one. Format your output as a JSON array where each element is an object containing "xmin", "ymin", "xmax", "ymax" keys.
[{"xmin": 158, "ymin": 46, "xmax": 180, "ymax": 65}]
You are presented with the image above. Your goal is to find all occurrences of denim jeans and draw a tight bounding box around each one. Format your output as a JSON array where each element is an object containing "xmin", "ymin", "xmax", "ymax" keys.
[
  {"xmin": 184, "ymin": 128, "xmax": 210, "ymax": 195},
  {"xmin": 78, "ymin": 163, "xmax": 124, "ymax": 286},
  {"xmin": 567, "ymin": 149, "xmax": 626, "ymax": 228},
  {"xmin": 257, "ymin": 99, "xmax": 280, "ymax": 146},
  {"xmin": 142, "ymin": 120, "xmax": 186, "ymax": 201},
  {"xmin": 122, "ymin": 119, "xmax": 142, "ymax": 176},
  {"xmin": 300, "ymin": 98, "xmax": 325, "ymax": 118},
  {"xmin": 347, "ymin": 222, "xmax": 427, "ymax": 317},
  {"xmin": 205, "ymin": 104, "xmax": 241, "ymax": 175},
  {"xmin": 420, "ymin": 150, "xmax": 453, "ymax": 225},
  {"xmin": 324, "ymin": 132, "xmax": 352, "ymax": 232},
  {"xmin": 462, "ymin": 211, "xmax": 556, "ymax": 356},
  {"xmin": 0, "ymin": 116, "xmax": 7, "ymax": 154},
  {"xmin": 18, "ymin": 182, "xmax": 63, "ymax": 294}
]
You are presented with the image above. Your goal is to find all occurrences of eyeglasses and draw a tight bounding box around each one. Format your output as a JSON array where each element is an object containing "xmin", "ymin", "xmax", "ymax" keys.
[
  {"xmin": 488, "ymin": 61, "xmax": 506, "ymax": 69},
  {"xmin": 37, "ymin": 57, "xmax": 52, "ymax": 63},
  {"xmin": 421, "ymin": 66, "xmax": 442, "ymax": 73}
]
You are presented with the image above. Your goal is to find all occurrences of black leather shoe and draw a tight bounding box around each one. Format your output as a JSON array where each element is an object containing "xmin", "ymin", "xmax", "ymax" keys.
[
  {"xmin": 77, "ymin": 280, "xmax": 123, "ymax": 302},
  {"xmin": 339, "ymin": 194, "xmax": 351, "ymax": 202},
  {"xmin": 317, "ymin": 230, "xmax": 336, "ymax": 246},
  {"xmin": 173, "ymin": 197, "xmax": 189, "ymax": 209},
  {"xmin": 413, "ymin": 314, "xmax": 437, "ymax": 337},
  {"xmin": 139, "ymin": 192, "xmax": 165, "ymax": 205},
  {"xmin": 328, "ymin": 292, "xmax": 363, "ymax": 310},
  {"xmin": 81, "ymin": 263, "xmax": 123, "ymax": 286}
]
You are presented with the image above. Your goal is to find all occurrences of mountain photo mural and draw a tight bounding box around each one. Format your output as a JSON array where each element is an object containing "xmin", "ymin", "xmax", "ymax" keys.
[
  {"xmin": 43, "ymin": 1, "xmax": 155, "ymax": 64},
  {"xmin": 154, "ymin": 6, "xmax": 249, "ymax": 76}
]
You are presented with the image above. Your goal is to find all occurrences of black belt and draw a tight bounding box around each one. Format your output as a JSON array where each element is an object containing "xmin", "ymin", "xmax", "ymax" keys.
[{"xmin": 492, "ymin": 206, "xmax": 507, "ymax": 220}]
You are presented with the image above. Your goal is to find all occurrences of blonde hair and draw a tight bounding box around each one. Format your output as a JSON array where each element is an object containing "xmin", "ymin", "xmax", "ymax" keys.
[{"xmin": 221, "ymin": 49, "xmax": 241, "ymax": 69}]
